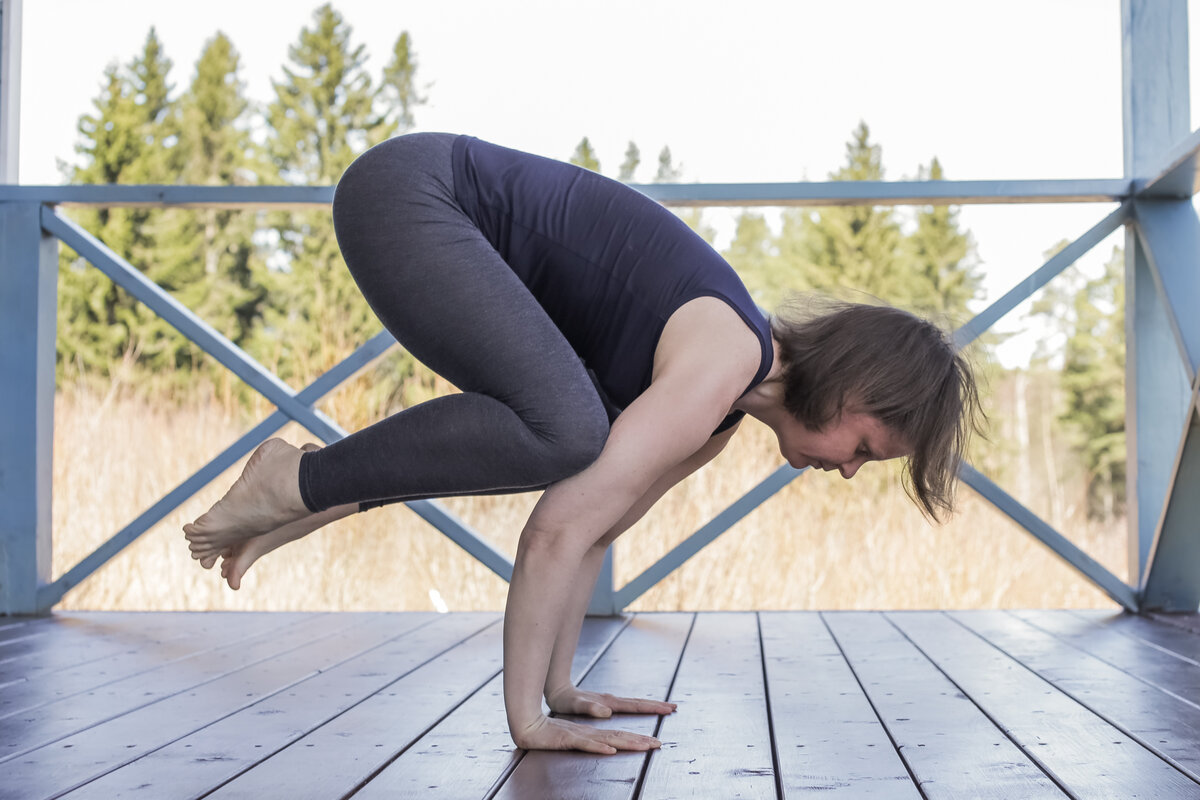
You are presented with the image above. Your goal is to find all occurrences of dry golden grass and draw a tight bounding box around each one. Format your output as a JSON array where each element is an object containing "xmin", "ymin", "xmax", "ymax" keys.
[{"xmin": 52, "ymin": 380, "xmax": 1126, "ymax": 613}]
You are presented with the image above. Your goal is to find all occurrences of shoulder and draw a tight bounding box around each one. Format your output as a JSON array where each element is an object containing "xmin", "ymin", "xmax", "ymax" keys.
[{"xmin": 653, "ymin": 296, "xmax": 768, "ymax": 403}]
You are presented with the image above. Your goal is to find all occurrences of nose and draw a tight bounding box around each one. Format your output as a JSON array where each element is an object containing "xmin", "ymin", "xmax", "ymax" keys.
[{"xmin": 839, "ymin": 458, "xmax": 866, "ymax": 479}]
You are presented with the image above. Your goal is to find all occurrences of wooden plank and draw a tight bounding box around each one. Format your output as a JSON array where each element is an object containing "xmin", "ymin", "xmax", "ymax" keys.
[
  {"xmin": 492, "ymin": 613, "xmax": 692, "ymax": 800},
  {"xmin": 1067, "ymin": 610, "xmax": 1200, "ymax": 662},
  {"xmin": 0, "ymin": 616, "xmax": 44, "ymax": 638},
  {"xmin": 1148, "ymin": 612, "xmax": 1200, "ymax": 637},
  {"xmin": 0, "ymin": 611, "xmax": 431, "ymax": 800},
  {"xmin": 894, "ymin": 611, "xmax": 1200, "ymax": 798},
  {"xmin": 0, "ymin": 612, "xmax": 308, "ymax": 713},
  {"xmin": 954, "ymin": 610, "xmax": 1200, "ymax": 780},
  {"xmin": 0, "ymin": 612, "xmax": 344, "ymax": 760},
  {"xmin": 201, "ymin": 612, "xmax": 522, "ymax": 799},
  {"xmin": 639, "ymin": 612, "xmax": 775, "ymax": 800},
  {"xmin": 760, "ymin": 612, "xmax": 919, "ymax": 798},
  {"xmin": 823, "ymin": 612, "xmax": 1065, "ymax": 800},
  {"xmin": 0, "ymin": 616, "xmax": 51, "ymax": 644},
  {"xmin": 59, "ymin": 613, "xmax": 498, "ymax": 800},
  {"xmin": 0, "ymin": 611, "xmax": 296, "ymax": 674},
  {"xmin": 1018, "ymin": 610, "xmax": 1200, "ymax": 699},
  {"xmin": 355, "ymin": 615, "xmax": 635, "ymax": 799}
]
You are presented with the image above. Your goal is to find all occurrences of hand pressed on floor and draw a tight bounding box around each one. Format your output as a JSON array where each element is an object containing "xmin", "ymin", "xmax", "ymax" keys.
[
  {"xmin": 546, "ymin": 686, "xmax": 677, "ymax": 719},
  {"xmin": 513, "ymin": 714, "xmax": 662, "ymax": 755}
]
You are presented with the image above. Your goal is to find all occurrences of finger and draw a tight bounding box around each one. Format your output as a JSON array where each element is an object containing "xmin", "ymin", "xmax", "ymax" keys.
[
  {"xmin": 605, "ymin": 695, "xmax": 677, "ymax": 714},
  {"xmin": 600, "ymin": 730, "xmax": 661, "ymax": 750},
  {"xmin": 574, "ymin": 736, "xmax": 618, "ymax": 755},
  {"xmin": 584, "ymin": 702, "xmax": 613, "ymax": 719}
]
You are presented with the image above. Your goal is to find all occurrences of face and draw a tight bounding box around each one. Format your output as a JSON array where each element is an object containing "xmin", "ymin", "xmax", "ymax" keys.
[{"xmin": 775, "ymin": 409, "xmax": 911, "ymax": 479}]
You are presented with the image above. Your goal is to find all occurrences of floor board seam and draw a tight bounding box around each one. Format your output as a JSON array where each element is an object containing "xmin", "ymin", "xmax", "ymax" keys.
[
  {"xmin": 1008, "ymin": 610, "xmax": 1200, "ymax": 712},
  {"xmin": 0, "ymin": 611, "xmax": 331, "ymax": 722},
  {"xmin": 631, "ymin": 611, "xmax": 696, "ymax": 800},
  {"xmin": 892, "ymin": 611, "xmax": 1077, "ymax": 799},
  {"xmin": 818, "ymin": 611, "xmax": 927, "ymax": 800},
  {"xmin": 947, "ymin": 611, "xmax": 1200, "ymax": 787},
  {"xmin": 32, "ymin": 613, "xmax": 447, "ymax": 798},
  {"xmin": 483, "ymin": 613, "xmax": 636, "ymax": 800},
  {"xmin": 191, "ymin": 614, "xmax": 491, "ymax": 800},
  {"xmin": 755, "ymin": 612, "xmax": 784, "ymax": 800}
]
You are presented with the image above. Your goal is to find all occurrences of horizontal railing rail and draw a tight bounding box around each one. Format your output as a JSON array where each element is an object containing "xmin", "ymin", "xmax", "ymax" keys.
[{"xmin": 0, "ymin": 177, "xmax": 1132, "ymax": 208}]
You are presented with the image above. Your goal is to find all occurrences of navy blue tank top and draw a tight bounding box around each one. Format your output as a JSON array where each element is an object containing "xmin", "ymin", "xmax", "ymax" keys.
[{"xmin": 451, "ymin": 135, "xmax": 773, "ymax": 434}]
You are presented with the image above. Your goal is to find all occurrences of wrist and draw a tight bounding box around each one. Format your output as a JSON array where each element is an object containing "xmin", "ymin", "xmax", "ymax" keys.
[
  {"xmin": 509, "ymin": 712, "xmax": 549, "ymax": 748},
  {"xmin": 544, "ymin": 680, "xmax": 575, "ymax": 702}
]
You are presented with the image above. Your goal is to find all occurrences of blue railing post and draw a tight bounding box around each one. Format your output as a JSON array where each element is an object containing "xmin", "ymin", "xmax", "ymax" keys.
[
  {"xmin": 587, "ymin": 547, "xmax": 618, "ymax": 616},
  {"xmin": 1122, "ymin": 0, "xmax": 1194, "ymax": 602},
  {"xmin": 0, "ymin": 201, "xmax": 57, "ymax": 615}
]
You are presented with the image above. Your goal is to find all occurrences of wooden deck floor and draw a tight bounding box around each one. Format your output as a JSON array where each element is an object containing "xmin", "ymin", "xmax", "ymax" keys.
[{"xmin": 2, "ymin": 610, "xmax": 1200, "ymax": 799}]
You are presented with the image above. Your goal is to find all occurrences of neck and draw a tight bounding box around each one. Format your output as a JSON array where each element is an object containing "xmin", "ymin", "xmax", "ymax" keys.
[{"xmin": 732, "ymin": 337, "xmax": 788, "ymax": 425}]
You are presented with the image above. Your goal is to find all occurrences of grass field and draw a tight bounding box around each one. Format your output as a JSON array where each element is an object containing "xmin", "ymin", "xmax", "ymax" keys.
[{"xmin": 48, "ymin": 375, "xmax": 1127, "ymax": 613}]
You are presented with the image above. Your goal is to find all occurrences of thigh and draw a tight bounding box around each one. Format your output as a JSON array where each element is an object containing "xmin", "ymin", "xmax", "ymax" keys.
[{"xmin": 332, "ymin": 135, "xmax": 604, "ymax": 436}]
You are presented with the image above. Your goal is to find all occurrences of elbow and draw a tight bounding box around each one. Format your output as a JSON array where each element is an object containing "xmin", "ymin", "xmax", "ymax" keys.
[{"xmin": 515, "ymin": 523, "xmax": 594, "ymax": 568}]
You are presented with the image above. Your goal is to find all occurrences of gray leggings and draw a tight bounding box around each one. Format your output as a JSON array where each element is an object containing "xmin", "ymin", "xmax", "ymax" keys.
[{"xmin": 297, "ymin": 133, "xmax": 611, "ymax": 513}]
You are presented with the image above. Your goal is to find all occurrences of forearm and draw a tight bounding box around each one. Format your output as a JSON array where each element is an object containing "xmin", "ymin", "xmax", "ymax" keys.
[
  {"xmin": 541, "ymin": 432, "xmax": 733, "ymax": 698},
  {"xmin": 503, "ymin": 532, "xmax": 592, "ymax": 737},
  {"xmin": 543, "ymin": 541, "xmax": 610, "ymax": 699}
]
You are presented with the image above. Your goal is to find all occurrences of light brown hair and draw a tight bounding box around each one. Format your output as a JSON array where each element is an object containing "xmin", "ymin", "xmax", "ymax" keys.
[{"xmin": 770, "ymin": 295, "xmax": 985, "ymax": 521}]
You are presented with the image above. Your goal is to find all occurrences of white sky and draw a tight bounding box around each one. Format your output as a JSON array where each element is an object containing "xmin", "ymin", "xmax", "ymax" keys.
[{"xmin": 16, "ymin": 0, "xmax": 1200, "ymax": 365}]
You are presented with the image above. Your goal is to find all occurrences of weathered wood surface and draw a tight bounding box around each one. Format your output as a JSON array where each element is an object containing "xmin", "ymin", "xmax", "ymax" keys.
[
  {"xmin": 0, "ymin": 609, "xmax": 1196, "ymax": 799},
  {"xmin": 760, "ymin": 612, "xmax": 919, "ymax": 797},
  {"xmin": 824, "ymin": 611, "xmax": 1066, "ymax": 799},
  {"xmin": 897, "ymin": 611, "xmax": 1200, "ymax": 799}
]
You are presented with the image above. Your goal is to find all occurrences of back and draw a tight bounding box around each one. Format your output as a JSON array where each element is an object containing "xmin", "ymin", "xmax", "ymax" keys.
[{"xmin": 451, "ymin": 135, "xmax": 771, "ymax": 413}]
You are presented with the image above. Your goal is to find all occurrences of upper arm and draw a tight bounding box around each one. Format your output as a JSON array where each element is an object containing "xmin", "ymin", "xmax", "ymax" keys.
[
  {"xmin": 521, "ymin": 300, "xmax": 760, "ymax": 548},
  {"xmin": 587, "ymin": 419, "xmax": 739, "ymax": 549}
]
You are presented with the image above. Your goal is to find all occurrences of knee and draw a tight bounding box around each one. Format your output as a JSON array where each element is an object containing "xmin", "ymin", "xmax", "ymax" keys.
[
  {"xmin": 559, "ymin": 411, "xmax": 610, "ymax": 474},
  {"xmin": 534, "ymin": 406, "xmax": 609, "ymax": 483}
]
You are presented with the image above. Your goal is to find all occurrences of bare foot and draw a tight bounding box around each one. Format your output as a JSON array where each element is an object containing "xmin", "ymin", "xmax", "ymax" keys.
[
  {"xmin": 218, "ymin": 501, "xmax": 357, "ymax": 590},
  {"xmin": 184, "ymin": 438, "xmax": 312, "ymax": 564}
]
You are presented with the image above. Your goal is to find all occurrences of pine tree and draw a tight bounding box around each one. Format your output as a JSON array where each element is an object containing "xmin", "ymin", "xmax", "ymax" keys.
[
  {"xmin": 904, "ymin": 157, "xmax": 982, "ymax": 319},
  {"xmin": 58, "ymin": 28, "xmax": 178, "ymax": 381},
  {"xmin": 1066, "ymin": 247, "xmax": 1126, "ymax": 519},
  {"xmin": 654, "ymin": 146, "xmax": 683, "ymax": 182},
  {"xmin": 379, "ymin": 31, "xmax": 425, "ymax": 132},
  {"xmin": 569, "ymin": 137, "xmax": 600, "ymax": 172},
  {"xmin": 1032, "ymin": 246, "xmax": 1126, "ymax": 519},
  {"xmin": 779, "ymin": 122, "xmax": 907, "ymax": 303},
  {"xmin": 618, "ymin": 141, "xmax": 640, "ymax": 181},
  {"xmin": 145, "ymin": 32, "xmax": 267, "ymax": 384},
  {"xmin": 652, "ymin": 145, "xmax": 714, "ymax": 243},
  {"xmin": 723, "ymin": 212, "xmax": 778, "ymax": 306},
  {"xmin": 261, "ymin": 4, "xmax": 425, "ymax": 388}
]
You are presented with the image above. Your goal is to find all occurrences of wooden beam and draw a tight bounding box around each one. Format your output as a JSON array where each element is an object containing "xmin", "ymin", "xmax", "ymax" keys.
[
  {"xmin": 0, "ymin": 202, "xmax": 55, "ymax": 615},
  {"xmin": 0, "ymin": 179, "xmax": 1134, "ymax": 209},
  {"xmin": 1122, "ymin": 0, "xmax": 1193, "ymax": 594}
]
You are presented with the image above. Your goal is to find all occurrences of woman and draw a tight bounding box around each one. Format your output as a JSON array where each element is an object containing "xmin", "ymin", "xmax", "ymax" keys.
[{"xmin": 184, "ymin": 133, "xmax": 980, "ymax": 755}]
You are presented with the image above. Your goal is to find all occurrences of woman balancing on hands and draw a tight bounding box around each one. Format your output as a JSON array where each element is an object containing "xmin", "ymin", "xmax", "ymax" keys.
[{"xmin": 184, "ymin": 133, "xmax": 981, "ymax": 755}]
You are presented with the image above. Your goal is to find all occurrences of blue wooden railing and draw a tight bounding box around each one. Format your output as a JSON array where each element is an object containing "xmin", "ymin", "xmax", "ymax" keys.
[{"xmin": 0, "ymin": 173, "xmax": 1177, "ymax": 616}]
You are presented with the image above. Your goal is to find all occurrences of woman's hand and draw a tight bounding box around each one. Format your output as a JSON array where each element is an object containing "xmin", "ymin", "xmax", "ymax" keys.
[
  {"xmin": 546, "ymin": 685, "xmax": 677, "ymax": 719},
  {"xmin": 512, "ymin": 714, "xmax": 662, "ymax": 755}
]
